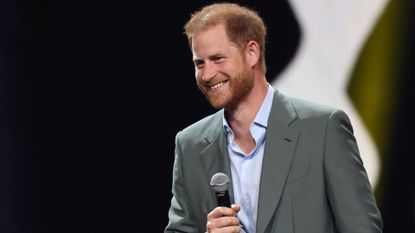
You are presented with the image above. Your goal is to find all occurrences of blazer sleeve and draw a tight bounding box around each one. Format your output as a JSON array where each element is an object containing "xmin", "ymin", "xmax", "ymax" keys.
[
  {"xmin": 324, "ymin": 110, "xmax": 383, "ymax": 233},
  {"xmin": 165, "ymin": 132, "xmax": 200, "ymax": 233}
]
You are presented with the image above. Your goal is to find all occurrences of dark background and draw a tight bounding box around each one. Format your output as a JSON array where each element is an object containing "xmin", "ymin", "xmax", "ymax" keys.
[{"xmin": 0, "ymin": 0, "xmax": 413, "ymax": 232}]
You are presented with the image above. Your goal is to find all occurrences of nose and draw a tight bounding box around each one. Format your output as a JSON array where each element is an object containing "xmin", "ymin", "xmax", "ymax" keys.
[{"xmin": 201, "ymin": 62, "xmax": 218, "ymax": 82}]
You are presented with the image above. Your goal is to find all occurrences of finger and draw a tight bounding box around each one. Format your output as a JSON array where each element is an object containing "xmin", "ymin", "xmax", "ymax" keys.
[
  {"xmin": 231, "ymin": 204, "xmax": 240, "ymax": 212},
  {"xmin": 208, "ymin": 206, "xmax": 236, "ymax": 220},
  {"xmin": 207, "ymin": 220, "xmax": 241, "ymax": 233},
  {"xmin": 207, "ymin": 216, "xmax": 239, "ymax": 228},
  {"xmin": 215, "ymin": 226, "xmax": 240, "ymax": 233}
]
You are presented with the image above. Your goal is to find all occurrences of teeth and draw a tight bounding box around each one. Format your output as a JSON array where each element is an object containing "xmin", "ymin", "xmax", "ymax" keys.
[{"xmin": 210, "ymin": 81, "xmax": 226, "ymax": 90}]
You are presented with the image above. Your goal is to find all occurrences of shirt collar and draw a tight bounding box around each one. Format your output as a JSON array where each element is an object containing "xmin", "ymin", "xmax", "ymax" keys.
[{"xmin": 223, "ymin": 83, "xmax": 274, "ymax": 132}]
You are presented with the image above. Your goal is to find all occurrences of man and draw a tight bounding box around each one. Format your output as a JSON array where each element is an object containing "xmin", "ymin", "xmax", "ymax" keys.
[{"xmin": 165, "ymin": 3, "xmax": 382, "ymax": 233}]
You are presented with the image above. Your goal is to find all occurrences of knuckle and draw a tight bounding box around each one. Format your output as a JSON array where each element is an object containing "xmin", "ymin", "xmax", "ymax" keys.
[
  {"xmin": 206, "ymin": 221, "xmax": 216, "ymax": 233},
  {"xmin": 225, "ymin": 216, "xmax": 238, "ymax": 226}
]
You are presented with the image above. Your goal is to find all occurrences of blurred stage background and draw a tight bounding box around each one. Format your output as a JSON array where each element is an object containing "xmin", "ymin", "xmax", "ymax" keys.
[{"xmin": 1, "ymin": 0, "xmax": 413, "ymax": 232}]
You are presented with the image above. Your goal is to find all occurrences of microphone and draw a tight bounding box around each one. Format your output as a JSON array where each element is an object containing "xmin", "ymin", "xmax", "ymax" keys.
[
  {"xmin": 210, "ymin": 173, "xmax": 248, "ymax": 233},
  {"xmin": 210, "ymin": 172, "xmax": 231, "ymax": 207}
]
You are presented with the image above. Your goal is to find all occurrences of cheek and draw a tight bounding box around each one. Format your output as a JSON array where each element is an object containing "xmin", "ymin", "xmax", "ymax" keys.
[{"xmin": 195, "ymin": 72, "xmax": 201, "ymax": 83}]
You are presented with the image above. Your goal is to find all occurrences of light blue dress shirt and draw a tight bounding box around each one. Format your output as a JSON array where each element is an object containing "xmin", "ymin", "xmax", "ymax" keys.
[{"xmin": 222, "ymin": 84, "xmax": 274, "ymax": 233}]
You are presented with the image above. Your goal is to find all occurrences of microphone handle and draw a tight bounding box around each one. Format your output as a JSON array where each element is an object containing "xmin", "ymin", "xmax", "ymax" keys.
[
  {"xmin": 215, "ymin": 190, "xmax": 231, "ymax": 207},
  {"xmin": 214, "ymin": 190, "xmax": 249, "ymax": 232}
]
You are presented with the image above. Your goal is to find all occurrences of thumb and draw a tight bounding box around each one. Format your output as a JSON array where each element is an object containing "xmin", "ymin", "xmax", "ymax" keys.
[{"xmin": 231, "ymin": 204, "xmax": 241, "ymax": 213}]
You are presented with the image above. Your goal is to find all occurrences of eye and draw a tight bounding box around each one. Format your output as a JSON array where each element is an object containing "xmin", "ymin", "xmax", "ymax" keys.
[
  {"xmin": 194, "ymin": 60, "xmax": 204, "ymax": 69},
  {"xmin": 212, "ymin": 56, "xmax": 224, "ymax": 63}
]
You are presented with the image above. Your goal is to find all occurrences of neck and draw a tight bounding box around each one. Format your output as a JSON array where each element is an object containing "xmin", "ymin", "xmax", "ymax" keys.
[{"xmin": 225, "ymin": 76, "xmax": 268, "ymax": 136}]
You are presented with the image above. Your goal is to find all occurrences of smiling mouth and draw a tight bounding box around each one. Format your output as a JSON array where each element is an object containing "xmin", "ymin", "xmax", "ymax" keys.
[{"xmin": 209, "ymin": 80, "xmax": 228, "ymax": 90}]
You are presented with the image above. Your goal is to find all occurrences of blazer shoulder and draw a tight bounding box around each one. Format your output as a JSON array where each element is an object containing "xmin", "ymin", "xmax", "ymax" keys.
[
  {"xmin": 177, "ymin": 110, "xmax": 223, "ymax": 143},
  {"xmin": 277, "ymin": 93, "xmax": 353, "ymax": 134},
  {"xmin": 284, "ymin": 95, "xmax": 338, "ymax": 120}
]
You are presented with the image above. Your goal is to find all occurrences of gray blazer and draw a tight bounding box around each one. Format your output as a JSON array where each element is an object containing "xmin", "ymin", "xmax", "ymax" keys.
[{"xmin": 165, "ymin": 90, "xmax": 382, "ymax": 233}]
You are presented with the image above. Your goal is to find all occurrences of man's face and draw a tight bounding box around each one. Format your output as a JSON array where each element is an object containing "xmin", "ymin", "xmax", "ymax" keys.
[{"xmin": 191, "ymin": 24, "xmax": 254, "ymax": 110}]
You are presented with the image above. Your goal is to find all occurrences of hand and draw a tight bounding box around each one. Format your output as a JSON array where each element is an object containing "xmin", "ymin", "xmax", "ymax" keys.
[{"xmin": 206, "ymin": 204, "xmax": 241, "ymax": 233}]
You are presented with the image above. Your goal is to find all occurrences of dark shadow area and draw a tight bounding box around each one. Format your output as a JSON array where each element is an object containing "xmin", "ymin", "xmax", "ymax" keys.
[{"xmin": 381, "ymin": 2, "xmax": 415, "ymax": 232}]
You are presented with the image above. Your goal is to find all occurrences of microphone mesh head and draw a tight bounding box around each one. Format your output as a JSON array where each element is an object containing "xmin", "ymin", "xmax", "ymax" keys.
[{"xmin": 210, "ymin": 172, "xmax": 230, "ymax": 192}]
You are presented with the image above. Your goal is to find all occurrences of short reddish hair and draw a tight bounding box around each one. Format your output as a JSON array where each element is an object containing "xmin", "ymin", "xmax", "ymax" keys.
[{"xmin": 184, "ymin": 3, "xmax": 267, "ymax": 71}]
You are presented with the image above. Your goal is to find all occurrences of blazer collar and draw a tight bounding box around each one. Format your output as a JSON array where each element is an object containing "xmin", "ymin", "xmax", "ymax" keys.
[
  {"xmin": 200, "ymin": 110, "xmax": 235, "ymax": 204},
  {"xmin": 256, "ymin": 90, "xmax": 299, "ymax": 233}
]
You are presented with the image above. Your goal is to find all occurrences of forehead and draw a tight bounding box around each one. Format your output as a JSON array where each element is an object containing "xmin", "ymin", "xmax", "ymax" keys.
[{"xmin": 191, "ymin": 24, "xmax": 234, "ymax": 58}]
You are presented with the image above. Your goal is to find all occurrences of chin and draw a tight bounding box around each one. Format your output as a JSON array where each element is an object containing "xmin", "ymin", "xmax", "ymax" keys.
[
  {"xmin": 209, "ymin": 101, "xmax": 225, "ymax": 110},
  {"xmin": 207, "ymin": 97, "xmax": 227, "ymax": 110}
]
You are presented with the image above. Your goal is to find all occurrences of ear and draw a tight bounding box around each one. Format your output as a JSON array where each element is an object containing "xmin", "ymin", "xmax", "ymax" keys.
[{"xmin": 245, "ymin": 40, "xmax": 261, "ymax": 68}]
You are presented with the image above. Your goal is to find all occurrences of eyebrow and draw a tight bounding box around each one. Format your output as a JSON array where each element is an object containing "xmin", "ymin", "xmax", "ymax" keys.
[{"xmin": 193, "ymin": 53, "xmax": 225, "ymax": 63}]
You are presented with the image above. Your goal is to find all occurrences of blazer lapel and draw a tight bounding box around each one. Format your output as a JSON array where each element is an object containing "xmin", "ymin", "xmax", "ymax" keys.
[
  {"xmin": 200, "ymin": 110, "xmax": 235, "ymax": 204},
  {"xmin": 256, "ymin": 91, "xmax": 300, "ymax": 233}
]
